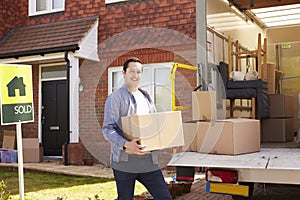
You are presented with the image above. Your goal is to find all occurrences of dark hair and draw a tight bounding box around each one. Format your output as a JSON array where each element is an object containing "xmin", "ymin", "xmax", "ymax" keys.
[{"xmin": 123, "ymin": 57, "xmax": 142, "ymax": 72}]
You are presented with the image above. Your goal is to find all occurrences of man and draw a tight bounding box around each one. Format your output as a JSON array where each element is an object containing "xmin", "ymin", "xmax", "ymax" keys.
[{"xmin": 102, "ymin": 57, "xmax": 172, "ymax": 200}]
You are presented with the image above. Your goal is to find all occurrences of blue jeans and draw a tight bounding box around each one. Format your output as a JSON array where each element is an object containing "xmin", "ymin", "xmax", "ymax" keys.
[{"xmin": 113, "ymin": 169, "xmax": 173, "ymax": 200}]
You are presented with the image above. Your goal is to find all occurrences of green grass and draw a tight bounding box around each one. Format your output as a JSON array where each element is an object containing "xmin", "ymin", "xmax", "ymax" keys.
[{"xmin": 0, "ymin": 169, "xmax": 147, "ymax": 200}]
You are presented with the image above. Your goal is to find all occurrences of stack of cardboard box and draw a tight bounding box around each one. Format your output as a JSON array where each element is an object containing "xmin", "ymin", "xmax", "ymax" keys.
[
  {"xmin": 261, "ymin": 94, "xmax": 294, "ymax": 142},
  {"xmin": 183, "ymin": 91, "xmax": 261, "ymax": 155},
  {"xmin": 0, "ymin": 131, "xmax": 43, "ymax": 163},
  {"xmin": 0, "ymin": 130, "xmax": 18, "ymax": 163}
]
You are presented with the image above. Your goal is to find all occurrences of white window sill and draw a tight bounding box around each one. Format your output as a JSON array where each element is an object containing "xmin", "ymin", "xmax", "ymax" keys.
[
  {"xmin": 105, "ymin": 0, "xmax": 130, "ymax": 5},
  {"xmin": 29, "ymin": 9, "xmax": 64, "ymax": 17}
]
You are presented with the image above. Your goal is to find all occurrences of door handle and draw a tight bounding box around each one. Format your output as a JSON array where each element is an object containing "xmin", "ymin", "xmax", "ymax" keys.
[{"xmin": 50, "ymin": 126, "xmax": 60, "ymax": 130}]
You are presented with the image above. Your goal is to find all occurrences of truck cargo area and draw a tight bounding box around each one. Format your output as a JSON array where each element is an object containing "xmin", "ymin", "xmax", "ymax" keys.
[{"xmin": 168, "ymin": 146, "xmax": 300, "ymax": 185}]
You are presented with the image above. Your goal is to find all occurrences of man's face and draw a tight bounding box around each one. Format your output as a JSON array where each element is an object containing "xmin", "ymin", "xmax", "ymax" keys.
[{"xmin": 123, "ymin": 61, "xmax": 143, "ymax": 89}]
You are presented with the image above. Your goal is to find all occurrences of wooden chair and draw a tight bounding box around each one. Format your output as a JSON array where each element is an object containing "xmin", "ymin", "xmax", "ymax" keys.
[
  {"xmin": 226, "ymin": 34, "xmax": 268, "ymax": 118},
  {"xmin": 218, "ymin": 62, "xmax": 269, "ymax": 119},
  {"xmin": 228, "ymin": 33, "xmax": 267, "ymax": 79}
]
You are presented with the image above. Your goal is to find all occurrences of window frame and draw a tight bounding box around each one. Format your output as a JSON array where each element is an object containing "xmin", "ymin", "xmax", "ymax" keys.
[
  {"xmin": 108, "ymin": 66, "xmax": 123, "ymax": 94},
  {"xmin": 108, "ymin": 62, "xmax": 173, "ymax": 111},
  {"xmin": 29, "ymin": 0, "xmax": 65, "ymax": 16}
]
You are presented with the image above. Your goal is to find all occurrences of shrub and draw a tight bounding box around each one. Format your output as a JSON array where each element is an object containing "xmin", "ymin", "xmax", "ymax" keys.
[{"xmin": 0, "ymin": 180, "xmax": 11, "ymax": 200}]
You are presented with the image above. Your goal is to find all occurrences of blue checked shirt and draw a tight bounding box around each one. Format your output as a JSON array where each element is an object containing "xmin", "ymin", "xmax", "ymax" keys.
[{"xmin": 102, "ymin": 85, "xmax": 158, "ymax": 164}]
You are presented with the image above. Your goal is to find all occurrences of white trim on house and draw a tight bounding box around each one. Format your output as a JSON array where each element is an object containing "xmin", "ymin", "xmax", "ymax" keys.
[
  {"xmin": 68, "ymin": 54, "xmax": 80, "ymax": 143},
  {"xmin": 75, "ymin": 19, "xmax": 99, "ymax": 62},
  {"xmin": 0, "ymin": 53, "xmax": 66, "ymax": 64},
  {"xmin": 108, "ymin": 66, "xmax": 123, "ymax": 94}
]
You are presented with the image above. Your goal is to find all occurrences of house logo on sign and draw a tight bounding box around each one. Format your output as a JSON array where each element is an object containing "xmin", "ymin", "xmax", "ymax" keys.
[
  {"xmin": 6, "ymin": 76, "xmax": 32, "ymax": 116},
  {"xmin": 7, "ymin": 77, "xmax": 26, "ymax": 97},
  {"xmin": 0, "ymin": 64, "xmax": 34, "ymax": 125}
]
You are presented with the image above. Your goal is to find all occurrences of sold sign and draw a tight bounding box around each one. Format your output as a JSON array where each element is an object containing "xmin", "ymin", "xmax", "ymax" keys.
[{"xmin": 0, "ymin": 64, "xmax": 34, "ymax": 125}]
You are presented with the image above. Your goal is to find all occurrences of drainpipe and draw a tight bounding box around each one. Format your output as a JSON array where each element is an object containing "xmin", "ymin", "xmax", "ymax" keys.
[{"xmin": 64, "ymin": 51, "xmax": 71, "ymax": 166}]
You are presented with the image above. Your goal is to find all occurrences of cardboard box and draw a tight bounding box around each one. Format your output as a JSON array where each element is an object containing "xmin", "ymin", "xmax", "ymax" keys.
[
  {"xmin": 269, "ymin": 94, "xmax": 294, "ymax": 118},
  {"xmin": 2, "ymin": 130, "xmax": 16, "ymax": 149},
  {"xmin": 261, "ymin": 118, "xmax": 294, "ymax": 142},
  {"xmin": 22, "ymin": 138, "xmax": 43, "ymax": 163},
  {"xmin": 262, "ymin": 63, "xmax": 276, "ymax": 94},
  {"xmin": 182, "ymin": 121, "xmax": 198, "ymax": 151},
  {"xmin": 183, "ymin": 119, "xmax": 260, "ymax": 155},
  {"xmin": 0, "ymin": 149, "xmax": 18, "ymax": 163},
  {"xmin": 121, "ymin": 111, "xmax": 184, "ymax": 151},
  {"xmin": 267, "ymin": 63, "xmax": 276, "ymax": 94},
  {"xmin": 192, "ymin": 91, "xmax": 217, "ymax": 121}
]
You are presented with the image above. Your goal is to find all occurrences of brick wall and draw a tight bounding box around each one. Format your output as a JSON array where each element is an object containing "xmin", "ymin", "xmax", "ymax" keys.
[
  {"xmin": 99, "ymin": 0, "xmax": 196, "ymax": 41},
  {"xmin": 0, "ymin": 0, "xmax": 19, "ymax": 39}
]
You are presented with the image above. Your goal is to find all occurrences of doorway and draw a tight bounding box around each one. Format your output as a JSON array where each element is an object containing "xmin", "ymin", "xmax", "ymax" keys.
[{"xmin": 42, "ymin": 80, "xmax": 69, "ymax": 156}]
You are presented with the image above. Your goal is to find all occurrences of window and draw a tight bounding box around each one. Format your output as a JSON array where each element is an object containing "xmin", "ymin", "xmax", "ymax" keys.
[
  {"xmin": 41, "ymin": 64, "xmax": 67, "ymax": 80},
  {"xmin": 29, "ymin": 0, "xmax": 65, "ymax": 16},
  {"xmin": 108, "ymin": 62, "xmax": 173, "ymax": 112}
]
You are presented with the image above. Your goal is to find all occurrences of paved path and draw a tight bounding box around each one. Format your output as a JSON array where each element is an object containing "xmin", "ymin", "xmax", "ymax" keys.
[{"xmin": 0, "ymin": 161, "xmax": 114, "ymax": 178}]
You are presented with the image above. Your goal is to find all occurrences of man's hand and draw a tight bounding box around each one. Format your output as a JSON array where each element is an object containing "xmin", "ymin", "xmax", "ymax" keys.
[{"xmin": 124, "ymin": 139, "xmax": 148, "ymax": 155}]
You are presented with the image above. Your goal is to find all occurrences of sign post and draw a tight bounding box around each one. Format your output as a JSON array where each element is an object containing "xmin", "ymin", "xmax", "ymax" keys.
[
  {"xmin": 0, "ymin": 64, "xmax": 34, "ymax": 200},
  {"xmin": 16, "ymin": 123, "xmax": 24, "ymax": 199}
]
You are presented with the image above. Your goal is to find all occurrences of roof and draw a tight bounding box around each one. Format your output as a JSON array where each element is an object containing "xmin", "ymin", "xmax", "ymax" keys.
[{"xmin": 0, "ymin": 16, "xmax": 98, "ymax": 59}]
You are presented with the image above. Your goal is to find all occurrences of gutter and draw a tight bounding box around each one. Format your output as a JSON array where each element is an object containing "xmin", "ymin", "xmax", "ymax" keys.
[{"xmin": 0, "ymin": 45, "xmax": 79, "ymax": 59}]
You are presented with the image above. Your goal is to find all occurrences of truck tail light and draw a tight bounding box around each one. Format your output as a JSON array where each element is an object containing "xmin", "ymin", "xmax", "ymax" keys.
[{"xmin": 206, "ymin": 169, "xmax": 238, "ymax": 184}]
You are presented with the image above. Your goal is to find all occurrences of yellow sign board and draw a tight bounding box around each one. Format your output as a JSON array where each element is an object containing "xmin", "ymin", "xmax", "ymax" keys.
[{"xmin": 0, "ymin": 64, "xmax": 34, "ymax": 125}]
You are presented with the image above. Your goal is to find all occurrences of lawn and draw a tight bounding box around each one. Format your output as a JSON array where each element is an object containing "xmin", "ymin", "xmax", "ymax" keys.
[{"xmin": 0, "ymin": 169, "xmax": 147, "ymax": 200}]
